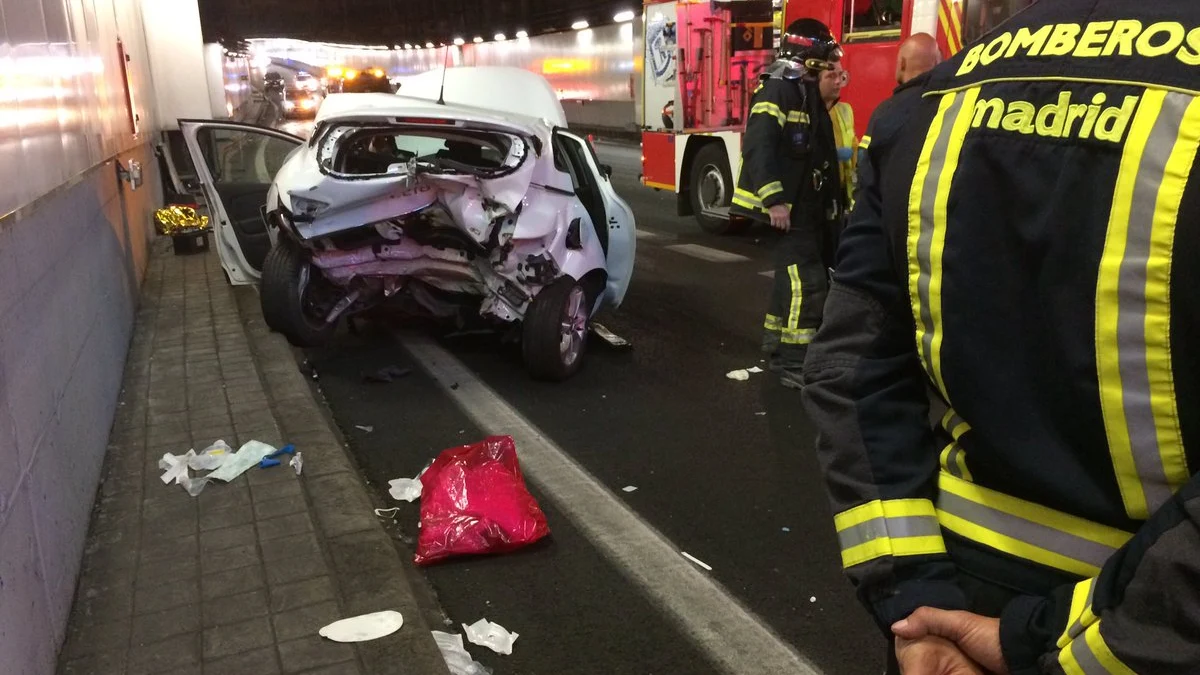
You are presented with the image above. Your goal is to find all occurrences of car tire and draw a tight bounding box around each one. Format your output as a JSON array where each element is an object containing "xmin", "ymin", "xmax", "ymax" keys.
[
  {"xmin": 522, "ymin": 277, "xmax": 590, "ymax": 381},
  {"xmin": 689, "ymin": 143, "xmax": 746, "ymax": 235},
  {"xmin": 260, "ymin": 241, "xmax": 337, "ymax": 347}
]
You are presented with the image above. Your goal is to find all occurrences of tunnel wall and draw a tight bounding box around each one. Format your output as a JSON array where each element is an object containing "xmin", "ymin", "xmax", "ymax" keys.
[{"xmin": 0, "ymin": 1, "xmax": 168, "ymax": 673}]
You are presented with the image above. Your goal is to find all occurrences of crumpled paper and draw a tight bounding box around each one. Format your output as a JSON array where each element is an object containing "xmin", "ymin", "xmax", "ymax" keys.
[
  {"xmin": 462, "ymin": 618, "xmax": 519, "ymax": 655},
  {"xmin": 388, "ymin": 477, "xmax": 423, "ymax": 502},
  {"xmin": 432, "ymin": 631, "xmax": 492, "ymax": 675},
  {"xmin": 318, "ymin": 610, "xmax": 404, "ymax": 643}
]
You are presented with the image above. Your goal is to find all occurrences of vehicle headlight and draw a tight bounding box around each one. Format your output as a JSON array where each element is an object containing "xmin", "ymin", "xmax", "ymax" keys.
[{"xmin": 284, "ymin": 101, "xmax": 295, "ymax": 109}]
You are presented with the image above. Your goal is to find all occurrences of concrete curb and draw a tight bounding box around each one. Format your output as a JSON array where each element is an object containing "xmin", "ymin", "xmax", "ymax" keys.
[{"xmin": 232, "ymin": 286, "xmax": 452, "ymax": 675}]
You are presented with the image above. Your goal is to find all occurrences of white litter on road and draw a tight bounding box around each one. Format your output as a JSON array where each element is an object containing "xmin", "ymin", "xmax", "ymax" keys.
[
  {"xmin": 290, "ymin": 452, "xmax": 304, "ymax": 476},
  {"xmin": 319, "ymin": 610, "xmax": 404, "ymax": 642},
  {"xmin": 726, "ymin": 370, "xmax": 751, "ymax": 381},
  {"xmin": 374, "ymin": 507, "xmax": 402, "ymax": 518},
  {"xmin": 681, "ymin": 551, "xmax": 713, "ymax": 571},
  {"xmin": 388, "ymin": 477, "xmax": 423, "ymax": 502},
  {"xmin": 433, "ymin": 631, "xmax": 491, "ymax": 675},
  {"xmin": 356, "ymin": 425, "xmax": 375, "ymax": 433},
  {"xmin": 756, "ymin": 412, "xmax": 767, "ymax": 416},
  {"xmin": 463, "ymin": 618, "xmax": 519, "ymax": 655},
  {"xmin": 747, "ymin": 367, "xmax": 763, "ymax": 374},
  {"xmin": 810, "ymin": 596, "xmax": 817, "ymax": 603},
  {"xmin": 622, "ymin": 486, "xmax": 638, "ymax": 493},
  {"xmin": 782, "ymin": 527, "xmax": 791, "ymax": 532}
]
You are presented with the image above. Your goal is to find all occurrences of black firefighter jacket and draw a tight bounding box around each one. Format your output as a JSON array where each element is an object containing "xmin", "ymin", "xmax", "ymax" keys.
[
  {"xmin": 732, "ymin": 69, "xmax": 840, "ymax": 228},
  {"xmin": 802, "ymin": 1, "xmax": 1200, "ymax": 673}
]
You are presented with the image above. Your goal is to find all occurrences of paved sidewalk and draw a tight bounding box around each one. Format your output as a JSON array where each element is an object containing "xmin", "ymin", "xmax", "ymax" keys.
[{"xmin": 57, "ymin": 242, "xmax": 450, "ymax": 675}]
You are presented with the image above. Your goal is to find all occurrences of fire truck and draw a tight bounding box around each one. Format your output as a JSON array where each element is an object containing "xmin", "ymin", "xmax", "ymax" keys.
[{"xmin": 640, "ymin": 0, "xmax": 1036, "ymax": 234}]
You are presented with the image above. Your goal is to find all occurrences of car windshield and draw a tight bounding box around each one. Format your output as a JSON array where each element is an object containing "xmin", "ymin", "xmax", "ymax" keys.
[{"xmin": 317, "ymin": 125, "xmax": 527, "ymax": 179}]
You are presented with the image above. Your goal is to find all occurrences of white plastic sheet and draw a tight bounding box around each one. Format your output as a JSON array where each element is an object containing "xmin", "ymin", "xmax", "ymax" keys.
[
  {"xmin": 388, "ymin": 477, "xmax": 423, "ymax": 502},
  {"xmin": 462, "ymin": 618, "xmax": 519, "ymax": 655},
  {"xmin": 208, "ymin": 441, "xmax": 279, "ymax": 483},
  {"xmin": 433, "ymin": 631, "xmax": 492, "ymax": 675},
  {"xmin": 319, "ymin": 610, "xmax": 404, "ymax": 643}
]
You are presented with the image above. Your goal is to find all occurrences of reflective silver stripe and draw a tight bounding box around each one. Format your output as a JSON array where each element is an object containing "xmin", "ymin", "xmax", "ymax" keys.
[
  {"xmin": 937, "ymin": 491, "xmax": 1118, "ymax": 570},
  {"xmin": 914, "ymin": 92, "xmax": 970, "ymax": 394},
  {"xmin": 1113, "ymin": 92, "xmax": 1192, "ymax": 514},
  {"xmin": 945, "ymin": 444, "xmax": 966, "ymax": 479},
  {"xmin": 1070, "ymin": 629, "xmax": 1110, "ymax": 675},
  {"xmin": 836, "ymin": 515, "xmax": 943, "ymax": 551}
]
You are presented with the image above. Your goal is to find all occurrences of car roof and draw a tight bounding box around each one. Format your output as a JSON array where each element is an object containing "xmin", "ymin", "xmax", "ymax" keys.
[
  {"xmin": 393, "ymin": 67, "xmax": 567, "ymax": 128},
  {"xmin": 314, "ymin": 93, "xmax": 548, "ymax": 136}
]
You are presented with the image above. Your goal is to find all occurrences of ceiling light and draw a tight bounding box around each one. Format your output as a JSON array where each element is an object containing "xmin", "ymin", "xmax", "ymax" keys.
[
  {"xmin": 571, "ymin": 20, "xmax": 589, "ymax": 30},
  {"xmin": 403, "ymin": 43, "xmax": 413, "ymax": 49},
  {"xmin": 425, "ymin": 42, "xmax": 434, "ymax": 48},
  {"xmin": 494, "ymin": 33, "xmax": 507, "ymax": 41},
  {"xmin": 515, "ymin": 30, "xmax": 529, "ymax": 39},
  {"xmin": 392, "ymin": 44, "xmax": 402, "ymax": 50},
  {"xmin": 473, "ymin": 36, "xmax": 483, "ymax": 43},
  {"xmin": 614, "ymin": 10, "xmax": 636, "ymax": 22},
  {"xmin": 453, "ymin": 37, "xmax": 465, "ymax": 45}
]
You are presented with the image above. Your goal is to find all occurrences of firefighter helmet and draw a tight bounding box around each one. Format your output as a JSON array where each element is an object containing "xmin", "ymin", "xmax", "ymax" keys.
[{"xmin": 779, "ymin": 19, "xmax": 842, "ymax": 75}]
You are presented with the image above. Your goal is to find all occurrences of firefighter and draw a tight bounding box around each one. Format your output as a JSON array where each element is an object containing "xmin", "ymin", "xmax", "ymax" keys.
[
  {"xmin": 801, "ymin": 1, "xmax": 1200, "ymax": 673},
  {"xmin": 821, "ymin": 63, "xmax": 857, "ymax": 214},
  {"xmin": 732, "ymin": 18, "xmax": 843, "ymax": 389}
]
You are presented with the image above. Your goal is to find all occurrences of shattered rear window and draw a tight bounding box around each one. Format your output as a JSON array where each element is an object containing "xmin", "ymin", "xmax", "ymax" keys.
[{"xmin": 316, "ymin": 124, "xmax": 528, "ymax": 180}]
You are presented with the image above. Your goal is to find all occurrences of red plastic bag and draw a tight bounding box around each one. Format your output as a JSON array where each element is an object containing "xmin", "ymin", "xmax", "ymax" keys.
[{"xmin": 414, "ymin": 436, "xmax": 550, "ymax": 566}]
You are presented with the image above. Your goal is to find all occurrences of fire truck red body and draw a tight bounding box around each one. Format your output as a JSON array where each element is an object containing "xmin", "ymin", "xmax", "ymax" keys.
[{"xmin": 639, "ymin": 0, "xmax": 1025, "ymax": 234}]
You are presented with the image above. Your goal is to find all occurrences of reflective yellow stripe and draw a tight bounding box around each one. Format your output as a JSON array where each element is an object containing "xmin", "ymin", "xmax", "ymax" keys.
[
  {"xmin": 787, "ymin": 110, "xmax": 810, "ymax": 124},
  {"xmin": 937, "ymin": 472, "xmax": 1133, "ymax": 577},
  {"xmin": 1058, "ymin": 578, "xmax": 1098, "ymax": 649},
  {"xmin": 1058, "ymin": 622, "xmax": 1137, "ymax": 675},
  {"xmin": 764, "ymin": 314, "xmax": 783, "ymax": 332},
  {"xmin": 733, "ymin": 188, "xmax": 765, "ymax": 212},
  {"xmin": 908, "ymin": 88, "xmax": 979, "ymax": 400},
  {"xmin": 859, "ymin": 134, "xmax": 872, "ymax": 150},
  {"xmin": 751, "ymin": 101, "xmax": 787, "ymax": 126},
  {"xmin": 786, "ymin": 264, "xmax": 803, "ymax": 330},
  {"xmin": 757, "ymin": 181, "xmax": 784, "ymax": 199},
  {"xmin": 780, "ymin": 327, "xmax": 816, "ymax": 345},
  {"xmin": 1096, "ymin": 91, "xmax": 1199, "ymax": 519},
  {"xmin": 834, "ymin": 499, "xmax": 946, "ymax": 568},
  {"xmin": 939, "ymin": 442, "xmax": 973, "ymax": 481}
]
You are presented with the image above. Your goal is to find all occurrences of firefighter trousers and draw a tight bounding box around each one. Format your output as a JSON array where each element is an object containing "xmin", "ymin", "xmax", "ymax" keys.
[{"xmin": 762, "ymin": 219, "xmax": 829, "ymax": 368}]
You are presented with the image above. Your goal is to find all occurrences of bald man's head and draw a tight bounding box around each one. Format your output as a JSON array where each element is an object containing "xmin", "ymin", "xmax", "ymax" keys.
[{"xmin": 896, "ymin": 33, "xmax": 941, "ymax": 85}]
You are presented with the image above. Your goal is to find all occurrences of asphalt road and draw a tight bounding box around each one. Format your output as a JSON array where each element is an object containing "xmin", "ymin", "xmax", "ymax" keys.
[{"xmin": 298, "ymin": 136, "xmax": 884, "ymax": 674}]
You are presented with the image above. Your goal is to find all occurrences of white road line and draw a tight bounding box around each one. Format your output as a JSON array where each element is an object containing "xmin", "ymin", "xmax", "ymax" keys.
[
  {"xmin": 666, "ymin": 243, "xmax": 751, "ymax": 263},
  {"xmin": 759, "ymin": 270, "xmax": 775, "ymax": 279},
  {"xmin": 398, "ymin": 333, "xmax": 823, "ymax": 675}
]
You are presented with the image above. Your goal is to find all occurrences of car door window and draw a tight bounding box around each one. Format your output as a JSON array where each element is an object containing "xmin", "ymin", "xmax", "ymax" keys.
[{"xmin": 196, "ymin": 127, "xmax": 298, "ymax": 185}]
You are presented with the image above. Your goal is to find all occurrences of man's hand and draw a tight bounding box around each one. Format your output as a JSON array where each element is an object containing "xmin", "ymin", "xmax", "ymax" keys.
[
  {"xmin": 893, "ymin": 608, "xmax": 1008, "ymax": 675},
  {"xmin": 895, "ymin": 635, "xmax": 986, "ymax": 675},
  {"xmin": 768, "ymin": 204, "xmax": 791, "ymax": 231}
]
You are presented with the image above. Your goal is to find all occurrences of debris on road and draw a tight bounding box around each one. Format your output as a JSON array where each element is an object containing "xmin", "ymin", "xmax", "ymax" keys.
[
  {"xmin": 463, "ymin": 618, "xmax": 519, "ymax": 655},
  {"xmin": 319, "ymin": 610, "xmax": 405, "ymax": 643},
  {"xmin": 810, "ymin": 596, "xmax": 817, "ymax": 603},
  {"xmin": 726, "ymin": 370, "xmax": 751, "ymax": 381},
  {"xmin": 681, "ymin": 551, "xmax": 713, "ymax": 571},
  {"xmin": 622, "ymin": 486, "xmax": 638, "ymax": 493},
  {"xmin": 755, "ymin": 412, "xmax": 767, "ymax": 416},
  {"xmin": 415, "ymin": 436, "xmax": 550, "ymax": 566},
  {"xmin": 388, "ymin": 477, "xmax": 423, "ymax": 503},
  {"xmin": 591, "ymin": 322, "xmax": 632, "ymax": 349},
  {"xmin": 160, "ymin": 440, "xmax": 283, "ymax": 496},
  {"xmin": 374, "ymin": 507, "xmax": 402, "ymax": 518},
  {"xmin": 364, "ymin": 365, "xmax": 412, "ymax": 383},
  {"xmin": 258, "ymin": 444, "xmax": 297, "ymax": 469},
  {"xmin": 747, "ymin": 366, "xmax": 764, "ymax": 374},
  {"xmin": 290, "ymin": 453, "xmax": 304, "ymax": 476},
  {"xmin": 356, "ymin": 425, "xmax": 375, "ymax": 433},
  {"xmin": 782, "ymin": 527, "xmax": 791, "ymax": 532},
  {"xmin": 433, "ymin": 631, "xmax": 492, "ymax": 675}
]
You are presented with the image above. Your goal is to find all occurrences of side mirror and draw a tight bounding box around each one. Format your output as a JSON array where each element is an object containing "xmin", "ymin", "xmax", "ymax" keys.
[{"xmin": 600, "ymin": 164, "xmax": 613, "ymax": 179}]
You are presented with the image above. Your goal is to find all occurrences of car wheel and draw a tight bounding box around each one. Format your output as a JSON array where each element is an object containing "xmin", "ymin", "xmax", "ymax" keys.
[
  {"xmin": 522, "ymin": 277, "xmax": 590, "ymax": 381},
  {"xmin": 260, "ymin": 242, "xmax": 337, "ymax": 347},
  {"xmin": 689, "ymin": 143, "xmax": 746, "ymax": 235}
]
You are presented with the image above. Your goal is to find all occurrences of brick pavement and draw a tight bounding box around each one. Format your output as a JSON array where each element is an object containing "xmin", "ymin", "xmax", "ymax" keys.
[{"xmin": 56, "ymin": 242, "xmax": 450, "ymax": 675}]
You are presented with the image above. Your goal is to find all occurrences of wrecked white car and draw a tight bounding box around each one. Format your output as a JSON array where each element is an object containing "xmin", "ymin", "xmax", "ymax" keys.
[{"xmin": 175, "ymin": 67, "xmax": 635, "ymax": 380}]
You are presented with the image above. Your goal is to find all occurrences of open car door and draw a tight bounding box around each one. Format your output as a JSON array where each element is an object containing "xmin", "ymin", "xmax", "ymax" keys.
[
  {"xmin": 553, "ymin": 130, "xmax": 637, "ymax": 308},
  {"xmin": 178, "ymin": 120, "xmax": 304, "ymax": 285}
]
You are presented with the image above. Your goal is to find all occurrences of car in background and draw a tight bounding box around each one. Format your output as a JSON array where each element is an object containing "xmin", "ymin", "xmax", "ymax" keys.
[
  {"xmin": 174, "ymin": 67, "xmax": 636, "ymax": 381},
  {"xmin": 338, "ymin": 67, "xmax": 394, "ymax": 94},
  {"xmin": 294, "ymin": 71, "xmax": 320, "ymax": 93},
  {"xmin": 281, "ymin": 87, "xmax": 321, "ymax": 119}
]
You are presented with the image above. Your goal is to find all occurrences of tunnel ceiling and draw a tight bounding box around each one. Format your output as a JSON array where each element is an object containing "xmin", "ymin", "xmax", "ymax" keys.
[{"xmin": 198, "ymin": 0, "xmax": 634, "ymax": 45}]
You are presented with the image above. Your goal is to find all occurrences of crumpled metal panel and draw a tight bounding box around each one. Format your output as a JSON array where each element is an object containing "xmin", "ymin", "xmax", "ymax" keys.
[{"xmin": 0, "ymin": 0, "xmax": 160, "ymax": 219}]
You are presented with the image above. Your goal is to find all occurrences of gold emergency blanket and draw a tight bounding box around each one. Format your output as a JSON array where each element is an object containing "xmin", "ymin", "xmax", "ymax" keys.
[{"xmin": 154, "ymin": 205, "xmax": 210, "ymax": 236}]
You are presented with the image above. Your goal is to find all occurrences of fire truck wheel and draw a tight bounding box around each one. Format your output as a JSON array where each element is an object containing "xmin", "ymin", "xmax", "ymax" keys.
[{"xmin": 689, "ymin": 143, "xmax": 744, "ymax": 235}]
